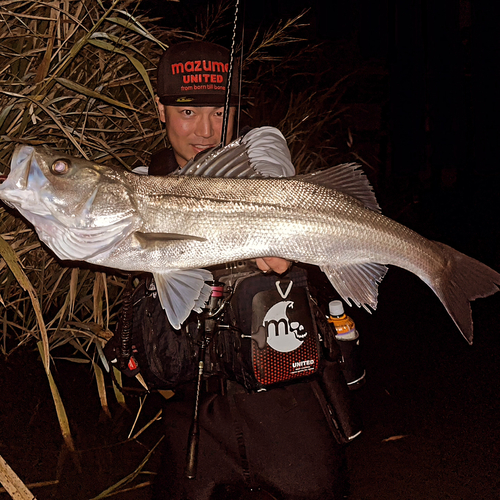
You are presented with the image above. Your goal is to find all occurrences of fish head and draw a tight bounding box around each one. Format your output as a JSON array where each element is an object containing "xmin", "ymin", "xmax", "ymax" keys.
[
  {"xmin": 0, "ymin": 145, "xmax": 137, "ymax": 261},
  {"xmin": 3, "ymin": 146, "xmax": 98, "ymax": 216}
]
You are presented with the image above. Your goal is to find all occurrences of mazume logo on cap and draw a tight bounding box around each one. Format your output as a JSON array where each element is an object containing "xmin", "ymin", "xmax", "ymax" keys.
[
  {"xmin": 171, "ymin": 60, "xmax": 229, "ymax": 86},
  {"xmin": 157, "ymin": 41, "xmax": 238, "ymax": 106}
]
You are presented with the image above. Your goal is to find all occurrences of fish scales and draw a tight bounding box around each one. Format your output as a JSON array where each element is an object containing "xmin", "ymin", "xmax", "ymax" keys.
[
  {"xmin": 0, "ymin": 136, "xmax": 499, "ymax": 337},
  {"xmin": 129, "ymin": 174, "xmax": 442, "ymax": 275}
]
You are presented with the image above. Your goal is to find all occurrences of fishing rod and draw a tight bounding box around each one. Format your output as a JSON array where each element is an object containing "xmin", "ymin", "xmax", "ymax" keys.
[
  {"xmin": 221, "ymin": 0, "xmax": 241, "ymax": 146},
  {"xmin": 185, "ymin": 281, "xmax": 228, "ymax": 479},
  {"xmin": 185, "ymin": 1, "xmax": 244, "ymax": 480}
]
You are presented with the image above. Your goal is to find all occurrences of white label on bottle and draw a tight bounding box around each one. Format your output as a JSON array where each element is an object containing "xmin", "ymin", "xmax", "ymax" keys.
[{"xmin": 335, "ymin": 328, "xmax": 358, "ymax": 341}]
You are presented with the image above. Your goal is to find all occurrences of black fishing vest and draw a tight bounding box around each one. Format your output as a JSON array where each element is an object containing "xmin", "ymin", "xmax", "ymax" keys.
[{"xmin": 106, "ymin": 262, "xmax": 342, "ymax": 392}]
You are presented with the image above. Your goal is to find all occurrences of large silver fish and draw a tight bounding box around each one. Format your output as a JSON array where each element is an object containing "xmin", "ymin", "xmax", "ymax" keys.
[{"xmin": 0, "ymin": 127, "xmax": 499, "ymax": 339}]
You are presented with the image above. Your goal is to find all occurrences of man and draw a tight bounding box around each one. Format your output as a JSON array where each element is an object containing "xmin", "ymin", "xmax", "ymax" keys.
[
  {"xmin": 151, "ymin": 41, "xmax": 290, "ymax": 276},
  {"xmin": 114, "ymin": 41, "xmax": 357, "ymax": 499}
]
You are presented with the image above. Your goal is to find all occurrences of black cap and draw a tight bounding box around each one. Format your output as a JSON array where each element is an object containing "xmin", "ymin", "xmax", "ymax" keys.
[{"xmin": 157, "ymin": 41, "xmax": 239, "ymax": 106}]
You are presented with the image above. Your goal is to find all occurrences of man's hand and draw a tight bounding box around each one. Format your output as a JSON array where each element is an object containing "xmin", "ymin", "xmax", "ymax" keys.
[{"xmin": 255, "ymin": 257, "xmax": 292, "ymax": 275}]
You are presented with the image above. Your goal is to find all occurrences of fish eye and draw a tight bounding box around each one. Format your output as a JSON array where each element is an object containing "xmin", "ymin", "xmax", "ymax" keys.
[{"xmin": 51, "ymin": 159, "xmax": 71, "ymax": 175}]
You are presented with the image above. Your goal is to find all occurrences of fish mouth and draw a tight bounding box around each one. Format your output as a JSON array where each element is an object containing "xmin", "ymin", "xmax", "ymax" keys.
[
  {"xmin": 0, "ymin": 146, "xmax": 32, "ymax": 207},
  {"xmin": 1, "ymin": 145, "xmax": 35, "ymax": 190},
  {"xmin": 0, "ymin": 145, "xmax": 50, "ymax": 215},
  {"xmin": 18, "ymin": 146, "xmax": 35, "ymax": 190}
]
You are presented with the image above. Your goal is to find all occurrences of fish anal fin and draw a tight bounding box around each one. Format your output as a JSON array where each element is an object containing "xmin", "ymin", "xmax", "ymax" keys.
[
  {"xmin": 153, "ymin": 269, "xmax": 213, "ymax": 329},
  {"xmin": 321, "ymin": 262, "xmax": 388, "ymax": 312}
]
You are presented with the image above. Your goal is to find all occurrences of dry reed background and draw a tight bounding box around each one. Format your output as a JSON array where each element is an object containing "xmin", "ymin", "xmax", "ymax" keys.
[{"xmin": 0, "ymin": 0, "xmax": 355, "ymax": 497}]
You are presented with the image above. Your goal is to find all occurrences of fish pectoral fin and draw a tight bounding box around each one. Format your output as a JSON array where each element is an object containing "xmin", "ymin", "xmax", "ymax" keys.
[
  {"xmin": 321, "ymin": 262, "xmax": 388, "ymax": 312},
  {"xmin": 153, "ymin": 269, "xmax": 213, "ymax": 329},
  {"xmin": 134, "ymin": 231, "xmax": 206, "ymax": 249}
]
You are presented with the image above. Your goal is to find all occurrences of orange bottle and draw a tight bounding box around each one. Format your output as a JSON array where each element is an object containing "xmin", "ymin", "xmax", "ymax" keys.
[{"xmin": 328, "ymin": 300, "xmax": 366, "ymax": 390}]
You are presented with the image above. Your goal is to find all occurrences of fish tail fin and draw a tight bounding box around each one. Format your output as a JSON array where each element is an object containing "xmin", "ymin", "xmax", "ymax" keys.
[{"xmin": 431, "ymin": 241, "xmax": 500, "ymax": 344}]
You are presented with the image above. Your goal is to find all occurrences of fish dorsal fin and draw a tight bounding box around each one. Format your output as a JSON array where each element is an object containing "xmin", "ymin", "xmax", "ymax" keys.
[
  {"xmin": 176, "ymin": 126, "xmax": 295, "ymax": 179},
  {"xmin": 177, "ymin": 139, "xmax": 256, "ymax": 178},
  {"xmin": 299, "ymin": 163, "xmax": 381, "ymax": 213},
  {"xmin": 243, "ymin": 126, "xmax": 295, "ymax": 177},
  {"xmin": 153, "ymin": 269, "xmax": 213, "ymax": 329},
  {"xmin": 134, "ymin": 232, "xmax": 206, "ymax": 248},
  {"xmin": 321, "ymin": 262, "xmax": 388, "ymax": 312}
]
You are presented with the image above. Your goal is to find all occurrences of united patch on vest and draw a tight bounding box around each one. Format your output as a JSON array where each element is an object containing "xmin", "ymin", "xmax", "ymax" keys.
[{"xmin": 250, "ymin": 279, "xmax": 320, "ymax": 386}]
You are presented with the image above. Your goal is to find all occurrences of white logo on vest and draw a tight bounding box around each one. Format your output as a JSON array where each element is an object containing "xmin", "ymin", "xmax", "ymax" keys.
[{"xmin": 264, "ymin": 281, "xmax": 308, "ymax": 353}]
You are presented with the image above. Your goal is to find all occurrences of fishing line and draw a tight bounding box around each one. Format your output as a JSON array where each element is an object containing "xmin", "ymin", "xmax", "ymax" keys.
[
  {"xmin": 236, "ymin": 10, "xmax": 245, "ymax": 138},
  {"xmin": 221, "ymin": 0, "xmax": 241, "ymax": 147}
]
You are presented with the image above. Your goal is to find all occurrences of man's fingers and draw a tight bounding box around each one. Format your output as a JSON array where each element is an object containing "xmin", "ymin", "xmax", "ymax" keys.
[{"xmin": 255, "ymin": 257, "xmax": 291, "ymax": 274}]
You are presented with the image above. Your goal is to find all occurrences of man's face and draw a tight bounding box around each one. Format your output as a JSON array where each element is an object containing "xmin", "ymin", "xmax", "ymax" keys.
[{"xmin": 158, "ymin": 101, "xmax": 236, "ymax": 167}]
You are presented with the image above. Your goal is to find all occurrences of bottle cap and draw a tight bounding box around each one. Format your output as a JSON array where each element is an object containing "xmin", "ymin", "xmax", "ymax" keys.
[{"xmin": 329, "ymin": 300, "xmax": 345, "ymax": 316}]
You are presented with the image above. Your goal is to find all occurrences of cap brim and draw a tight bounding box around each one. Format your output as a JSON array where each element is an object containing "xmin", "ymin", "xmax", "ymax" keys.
[{"xmin": 159, "ymin": 94, "xmax": 239, "ymax": 107}]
